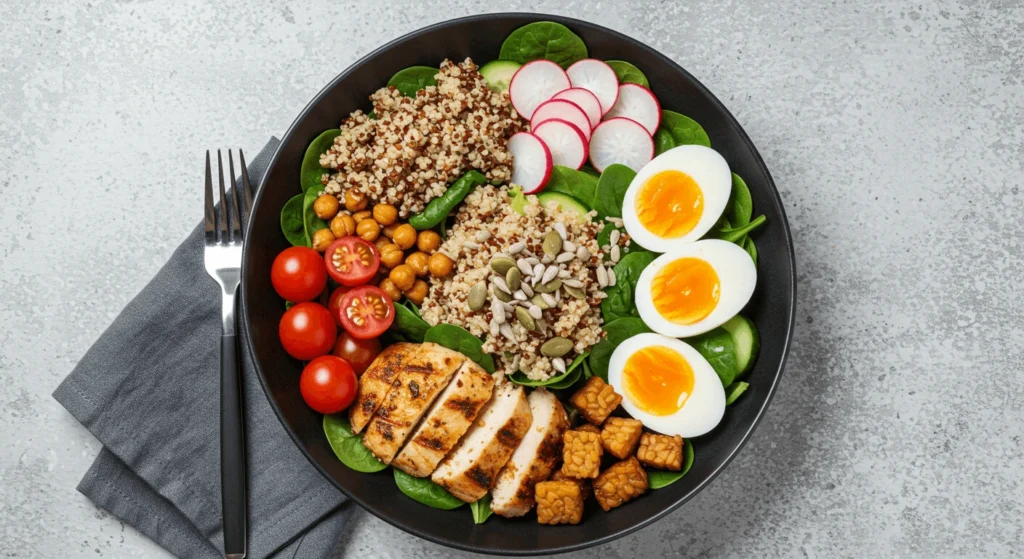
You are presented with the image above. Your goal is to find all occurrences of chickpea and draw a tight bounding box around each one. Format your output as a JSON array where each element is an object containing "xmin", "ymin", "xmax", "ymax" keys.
[
  {"xmin": 405, "ymin": 251, "xmax": 430, "ymax": 277},
  {"xmin": 378, "ymin": 243, "xmax": 404, "ymax": 269},
  {"xmin": 313, "ymin": 194, "xmax": 340, "ymax": 220},
  {"xmin": 373, "ymin": 235, "xmax": 392, "ymax": 252},
  {"xmin": 330, "ymin": 213, "xmax": 356, "ymax": 238},
  {"xmin": 428, "ymin": 252, "xmax": 454, "ymax": 277},
  {"xmin": 344, "ymin": 189, "xmax": 367, "ymax": 212},
  {"xmin": 379, "ymin": 278, "xmax": 403, "ymax": 302},
  {"xmin": 352, "ymin": 210, "xmax": 373, "ymax": 223},
  {"xmin": 311, "ymin": 228, "xmax": 336, "ymax": 252},
  {"xmin": 356, "ymin": 218, "xmax": 380, "ymax": 242},
  {"xmin": 389, "ymin": 264, "xmax": 416, "ymax": 291},
  {"xmin": 382, "ymin": 223, "xmax": 398, "ymax": 239},
  {"xmin": 392, "ymin": 224, "xmax": 418, "ymax": 250},
  {"xmin": 405, "ymin": 279, "xmax": 429, "ymax": 306},
  {"xmin": 417, "ymin": 230, "xmax": 441, "ymax": 253},
  {"xmin": 372, "ymin": 203, "xmax": 398, "ymax": 226}
]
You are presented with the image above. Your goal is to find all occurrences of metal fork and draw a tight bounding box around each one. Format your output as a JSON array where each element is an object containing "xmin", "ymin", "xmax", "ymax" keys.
[{"xmin": 203, "ymin": 150, "xmax": 252, "ymax": 559}]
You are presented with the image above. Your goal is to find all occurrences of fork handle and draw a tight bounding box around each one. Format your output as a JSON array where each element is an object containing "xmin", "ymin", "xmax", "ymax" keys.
[{"xmin": 221, "ymin": 331, "xmax": 248, "ymax": 558}]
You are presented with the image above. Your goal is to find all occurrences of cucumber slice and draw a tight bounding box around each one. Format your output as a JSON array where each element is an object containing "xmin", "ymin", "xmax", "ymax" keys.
[
  {"xmin": 720, "ymin": 315, "xmax": 760, "ymax": 374},
  {"xmin": 537, "ymin": 192, "xmax": 589, "ymax": 219},
  {"xmin": 480, "ymin": 60, "xmax": 522, "ymax": 93}
]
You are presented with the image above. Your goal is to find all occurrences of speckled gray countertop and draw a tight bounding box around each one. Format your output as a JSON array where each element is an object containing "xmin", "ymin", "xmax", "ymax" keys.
[{"xmin": 2, "ymin": 1, "xmax": 1021, "ymax": 557}]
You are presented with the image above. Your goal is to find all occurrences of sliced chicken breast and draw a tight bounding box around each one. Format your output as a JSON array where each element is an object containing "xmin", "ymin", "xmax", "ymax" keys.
[
  {"xmin": 490, "ymin": 388, "xmax": 570, "ymax": 517},
  {"xmin": 349, "ymin": 342, "xmax": 416, "ymax": 434},
  {"xmin": 432, "ymin": 383, "xmax": 533, "ymax": 503},
  {"xmin": 392, "ymin": 359, "xmax": 496, "ymax": 477},
  {"xmin": 362, "ymin": 343, "xmax": 465, "ymax": 464}
]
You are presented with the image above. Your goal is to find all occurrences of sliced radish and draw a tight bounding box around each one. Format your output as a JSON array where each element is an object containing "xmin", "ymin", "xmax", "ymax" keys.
[
  {"xmin": 552, "ymin": 88, "xmax": 602, "ymax": 128},
  {"xmin": 531, "ymin": 99, "xmax": 592, "ymax": 142},
  {"xmin": 508, "ymin": 132, "xmax": 553, "ymax": 194},
  {"xmin": 603, "ymin": 83, "xmax": 661, "ymax": 135},
  {"xmin": 533, "ymin": 119, "xmax": 589, "ymax": 170},
  {"xmin": 588, "ymin": 117, "xmax": 654, "ymax": 173},
  {"xmin": 566, "ymin": 59, "xmax": 619, "ymax": 115},
  {"xmin": 508, "ymin": 60, "xmax": 571, "ymax": 120}
]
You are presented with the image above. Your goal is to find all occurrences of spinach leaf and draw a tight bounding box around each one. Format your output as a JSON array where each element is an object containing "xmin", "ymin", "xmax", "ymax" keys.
[
  {"xmin": 581, "ymin": 359, "xmax": 593, "ymax": 380},
  {"xmin": 591, "ymin": 164, "xmax": 636, "ymax": 219},
  {"xmin": 654, "ymin": 111, "xmax": 711, "ymax": 155},
  {"xmin": 546, "ymin": 165, "xmax": 598, "ymax": 208},
  {"xmin": 743, "ymin": 236, "xmax": 758, "ymax": 266},
  {"xmin": 393, "ymin": 303, "xmax": 430, "ymax": 343},
  {"xmin": 725, "ymin": 381, "xmax": 749, "ymax": 405},
  {"xmin": 280, "ymin": 193, "xmax": 309, "ymax": 247},
  {"xmin": 393, "ymin": 468, "xmax": 465, "ymax": 510},
  {"xmin": 406, "ymin": 300, "xmax": 422, "ymax": 318},
  {"xmin": 647, "ymin": 439, "xmax": 694, "ymax": 489},
  {"xmin": 470, "ymin": 494, "xmax": 493, "ymax": 524},
  {"xmin": 654, "ymin": 128, "xmax": 676, "ymax": 156},
  {"xmin": 409, "ymin": 170, "xmax": 488, "ymax": 230},
  {"xmin": 424, "ymin": 324, "xmax": 496, "ymax": 373},
  {"xmin": 717, "ymin": 215, "xmax": 766, "ymax": 244},
  {"xmin": 688, "ymin": 328, "xmax": 739, "ymax": 387},
  {"xmin": 727, "ymin": 173, "xmax": 753, "ymax": 228},
  {"xmin": 323, "ymin": 415, "xmax": 388, "ymax": 473},
  {"xmin": 605, "ymin": 60, "xmax": 649, "ymax": 87},
  {"xmin": 302, "ymin": 187, "xmax": 329, "ymax": 244},
  {"xmin": 387, "ymin": 66, "xmax": 438, "ymax": 97},
  {"xmin": 601, "ymin": 251, "xmax": 656, "ymax": 323},
  {"xmin": 300, "ymin": 129, "xmax": 341, "ymax": 193},
  {"xmin": 580, "ymin": 165, "xmax": 600, "ymax": 178},
  {"xmin": 509, "ymin": 352, "xmax": 589, "ymax": 388},
  {"xmin": 587, "ymin": 318, "xmax": 652, "ymax": 381},
  {"xmin": 499, "ymin": 21, "xmax": 588, "ymax": 69}
]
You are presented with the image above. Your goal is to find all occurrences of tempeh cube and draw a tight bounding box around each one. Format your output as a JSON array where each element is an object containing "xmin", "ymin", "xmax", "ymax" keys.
[
  {"xmin": 569, "ymin": 377, "xmax": 622, "ymax": 425},
  {"xmin": 600, "ymin": 417, "xmax": 643, "ymax": 459},
  {"xmin": 535, "ymin": 481, "xmax": 584, "ymax": 525},
  {"xmin": 593, "ymin": 456, "xmax": 648, "ymax": 512},
  {"xmin": 574, "ymin": 423, "xmax": 600, "ymax": 434},
  {"xmin": 636, "ymin": 432, "xmax": 684, "ymax": 471},
  {"xmin": 550, "ymin": 469, "xmax": 592, "ymax": 501},
  {"xmin": 560, "ymin": 429, "xmax": 603, "ymax": 479}
]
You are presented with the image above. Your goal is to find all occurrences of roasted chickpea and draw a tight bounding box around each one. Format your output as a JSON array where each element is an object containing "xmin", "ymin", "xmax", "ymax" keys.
[
  {"xmin": 379, "ymin": 278, "xmax": 403, "ymax": 302},
  {"xmin": 372, "ymin": 203, "xmax": 398, "ymax": 226},
  {"xmin": 373, "ymin": 235, "xmax": 392, "ymax": 252},
  {"xmin": 382, "ymin": 223, "xmax": 398, "ymax": 239},
  {"xmin": 405, "ymin": 251, "xmax": 430, "ymax": 277},
  {"xmin": 330, "ymin": 213, "xmax": 356, "ymax": 238},
  {"xmin": 344, "ymin": 189, "xmax": 367, "ymax": 212},
  {"xmin": 417, "ymin": 230, "xmax": 441, "ymax": 253},
  {"xmin": 352, "ymin": 210, "xmax": 372, "ymax": 223},
  {"xmin": 311, "ymin": 228, "xmax": 336, "ymax": 252},
  {"xmin": 389, "ymin": 264, "xmax": 416, "ymax": 291},
  {"xmin": 405, "ymin": 280, "xmax": 429, "ymax": 306},
  {"xmin": 356, "ymin": 218, "xmax": 380, "ymax": 242},
  {"xmin": 392, "ymin": 224, "xmax": 417, "ymax": 250},
  {"xmin": 379, "ymin": 243, "xmax": 404, "ymax": 269},
  {"xmin": 313, "ymin": 194, "xmax": 340, "ymax": 220},
  {"xmin": 428, "ymin": 252, "xmax": 454, "ymax": 277}
]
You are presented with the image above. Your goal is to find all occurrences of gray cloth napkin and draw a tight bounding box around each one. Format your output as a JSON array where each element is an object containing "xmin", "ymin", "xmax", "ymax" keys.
[{"xmin": 53, "ymin": 138, "xmax": 350, "ymax": 559}]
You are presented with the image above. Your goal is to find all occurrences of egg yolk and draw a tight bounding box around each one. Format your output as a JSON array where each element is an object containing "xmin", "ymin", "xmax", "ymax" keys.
[
  {"xmin": 651, "ymin": 257, "xmax": 720, "ymax": 325},
  {"xmin": 635, "ymin": 170, "xmax": 704, "ymax": 238},
  {"xmin": 623, "ymin": 346, "xmax": 695, "ymax": 416}
]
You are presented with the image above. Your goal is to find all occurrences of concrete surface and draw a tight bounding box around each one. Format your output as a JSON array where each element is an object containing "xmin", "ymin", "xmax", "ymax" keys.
[{"xmin": 2, "ymin": 0, "xmax": 1022, "ymax": 557}]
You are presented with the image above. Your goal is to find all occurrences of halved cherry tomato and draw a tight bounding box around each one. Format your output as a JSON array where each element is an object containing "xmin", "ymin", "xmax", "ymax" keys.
[
  {"xmin": 331, "ymin": 331, "xmax": 381, "ymax": 376},
  {"xmin": 337, "ymin": 286, "xmax": 394, "ymax": 339},
  {"xmin": 324, "ymin": 237, "xmax": 380, "ymax": 287},
  {"xmin": 327, "ymin": 286, "xmax": 351, "ymax": 327},
  {"xmin": 279, "ymin": 302, "xmax": 337, "ymax": 360},
  {"xmin": 271, "ymin": 246, "xmax": 327, "ymax": 302},
  {"xmin": 300, "ymin": 355, "xmax": 357, "ymax": 414}
]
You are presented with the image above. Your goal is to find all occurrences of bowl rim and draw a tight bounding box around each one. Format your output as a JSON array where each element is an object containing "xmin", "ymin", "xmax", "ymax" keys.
[{"xmin": 241, "ymin": 11, "xmax": 797, "ymax": 555}]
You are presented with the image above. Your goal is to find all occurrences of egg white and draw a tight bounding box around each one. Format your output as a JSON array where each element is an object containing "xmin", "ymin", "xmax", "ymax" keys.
[
  {"xmin": 608, "ymin": 333, "xmax": 726, "ymax": 438},
  {"xmin": 635, "ymin": 239, "xmax": 757, "ymax": 338},
  {"xmin": 621, "ymin": 145, "xmax": 732, "ymax": 252}
]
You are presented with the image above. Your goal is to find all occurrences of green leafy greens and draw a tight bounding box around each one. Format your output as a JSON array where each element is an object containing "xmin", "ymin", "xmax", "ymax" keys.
[
  {"xmin": 590, "ymin": 163, "xmax": 636, "ymax": 219},
  {"xmin": 725, "ymin": 382, "xmax": 749, "ymax": 405},
  {"xmin": 280, "ymin": 193, "xmax": 308, "ymax": 247},
  {"xmin": 302, "ymin": 187, "xmax": 329, "ymax": 244},
  {"xmin": 601, "ymin": 251, "xmax": 657, "ymax": 323},
  {"xmin": 605, "ymin": 60, "xmax": 649, "ymax": 87},
  {"xmin": 300, "ymin": 129, "xmax": 341, "ymax": 193},
  {"xmin": 393, "ymin": 468, "xmax": 465, "ymax": 510},
  {"xmin": 387, "ymin": 66, "xmax": 438, "ymax": 97},
  {"xmin": 424, "ymin": 324, "xmax": 496, "ymax": 373},
  {"xmin": 689, "ymin": 327, "xmax": 740, "ymax": 387},
  {"xmin": 392, "ymin": 302, "xmax": 431, "ymax": 343},
  {"xmin": 653, "ymin": 111, "xmax": 711, "ymax": 155},
  {"xmin": 545, "ymin": 165, "xmax": 598, "ymax": 208},
  {"xmin": 323, "ymin": 415, "xmax": 388, "ymax": 473},
  {"xmin": 470, "ymin": 494, "xmax": 493, "ymax": 524},
  {"xmin": 499, "ymin": 21, "xmax": 588, "ymax": 68},
  {"xmin": 647, "ymin": 439, "xmax": 695, "ymax": 489}
]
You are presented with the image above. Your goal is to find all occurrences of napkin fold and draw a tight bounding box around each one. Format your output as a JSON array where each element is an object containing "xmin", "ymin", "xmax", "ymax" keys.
[{"xmin": 53, "ymin": 138, "xmax": 349, "ymax": 559}]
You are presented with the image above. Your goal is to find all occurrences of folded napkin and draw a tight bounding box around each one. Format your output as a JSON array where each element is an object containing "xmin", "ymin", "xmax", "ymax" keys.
[{"xmin": 53, "ymin": 138, "xmax": 349, "ymax": 559}]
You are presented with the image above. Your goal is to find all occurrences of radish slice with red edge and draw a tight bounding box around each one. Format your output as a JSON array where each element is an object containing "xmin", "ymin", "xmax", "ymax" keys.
[
  {"xmin": 533, "ymin": 119, "xmax": 589, "ymax": 170},
  {"xmin": 531, "ymin": 99, "xmax": 592, "ymax": 142},
  {"xmin": 566, "ymin": 59, "xmax": 620, "ymax": 115},
  {"xmin": 588, "ymin": 117, "xmax": 654, "ymax": 173},
  {"xmin": 552, "ymin": 88, "xmax": 602, "ymax": 128},
  {"xmin": 508, "ymin": 60, "xmax": 571, "ymax": 120},
  {"xmin": 603, "ymin": 83, "xmax": 661, "ymax": 135},
  {"xmin": 508, "ymin": 132, "xmax": 553, "ymax": 194}
]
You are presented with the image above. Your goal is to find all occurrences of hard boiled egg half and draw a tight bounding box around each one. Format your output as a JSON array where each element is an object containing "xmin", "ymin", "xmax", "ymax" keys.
[
  {"xmin": 635, "ymin": 239, "xmax": 756, "ymax": 338},
  {"xmin": 608, "ymin": 333, "xmax": 725, "ymax": 437},
  {"xmin": 621, "ymin": 145, "xmax": 731, "ymax": 252}
]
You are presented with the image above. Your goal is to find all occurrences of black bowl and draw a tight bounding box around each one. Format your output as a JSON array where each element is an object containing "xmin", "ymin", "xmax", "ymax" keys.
[{"xmin": 242, "ymin": 13, "xmax": 796, "ymax": 555}]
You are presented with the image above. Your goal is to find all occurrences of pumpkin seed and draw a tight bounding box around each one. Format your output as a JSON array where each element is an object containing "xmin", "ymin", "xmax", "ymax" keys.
[
  {"xmin": 506, "ymin": 267, "xmax": 522, "ymax": 292},
  {"xmin": 540, "ymin": 337, "xmax": 573, "ymax": 358},
  {"xmin": 564, "ymin": 285, "xmax": 586, "ymax": 299},
  {"xmin": 493, "ymin": 286, "xmax": 512, "ymax": 303},
  {"xmin": 534, "ymin": 278, "xmax": 562, "ymax": 293},
  {"xmin": 515, "ymin": 307, "xmax": 536, "ymax": 331},
  {"xmin": 490, "ymin": 256, "xmax": 516, "ymax": 276},
  {"xmin": 552, "ymin": 357, "xmax": 566, "ymax": 373},
  {"xmin": 542, "ymin": 230, "xmax": 563, "ymax": 257},
  {"xmin": 467, "ymin": 282, "xmax": 487, "ymax": 311},
  {"xmin": 532, "ymin": 294, "xmax": 550, "ymax": 310}
]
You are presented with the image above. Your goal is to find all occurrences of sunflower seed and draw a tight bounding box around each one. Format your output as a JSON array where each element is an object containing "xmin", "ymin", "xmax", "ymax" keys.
[
  {"xmin": 564, "ymin": 285, "xmax": 587, "ymax": 299},
  {"xmin": 517, "ymin": 259, "xmax": 533, "ymax": 276},
  {"xmin": 492, "ymin": 276, "xmax": 511, "ymax": 294},
  {"xmin": 515, "ymin": 307, "xmax": 536, "ymax": 331},
  {"xmin": 525, "ymin": 256, "xmax": 540, "ymax": 267},
  {"xmin": 463, "ymin": 241, "xmax": 480, "ymax": 250},
  {"xmin": 552, "ymin": 357, "xmax": 566, "ymax": 373},
  {"xmin": 490, "ymin": 256, "xmax": 516, "ymax": 275},
  {"xmin": 500, "ymin": 322, "xmax": 515, "ymax": 340},
  {"xmin": 506, "ymin": 267, "xmax": 522, "ymax": 292},
  {"xmin": 508, "ymin": 241, "xmax": 526, "ymax": 254},
  {"xmin": 610, "ymin": 229, "xmax": 621, "ymax": 245},
  {"xmin": 611, "ymin": 245, "xmax": 621, "ymax": 263},
  {"xmin": 542, "ymin": 266, "xmax": 559, "ymax": 284},
  {"xmin": 608, "ymin": 268, "xmax": 617, "ymax": 286},
  {"xmin": 542, "ymin": 230, "xmax": 563, "ymax": 257},
  {"xmin": 541, "ymin": 337, "xmax": 573, "ymax": 358},
  {"xmin": 556, "ymin": 252, "xmax": 575, "ymax": 264},
  {"xmin": 553, "ymin": 222, "xmax": 568, "ymax": 240},
  {"xmin": 608, "ymin": 217, "xmax": 624, "ymax": 227},
  {"xmin": 558, "ymin": 269, "xmax": 571, "ymax": 278},
  {"xmin": 576, "ymin": 246, "xmax": 591, "ymax": 261},
  {"xmin": 563, "ymin": 278, "xmax": 584, "ymax": 288},
  {"xmin": 491, "ymin": 298, "xmax": 506, "ymax": 323},
  {"xmin": 541, "ymin": 253, "xmax": 554, "ymax": 264},
  {"xmin": 467, "ymin": 282, "xmax": 487, "ymax": 311},
  {"xmin": 489, "ymin": 319, "xmax": 500, "ymax": 337},
  {"xmin": 513, "ymin": 290, "xmax": 528, "ymax": 301},
  {"xmin": 502, "ymin": 302, "xmax": 515, "ymax": 312},
  {"xmin": 511, "ymin": 353, "xmax": 521, "ymax": 371},
  {"xmin": 532, "ymin": 263, "xmax": 544, "ymax": 278},
  {"xmin": 532, "ymin": 294, "xmax": 550, "ymax": 309},
  {"xmin": 520, "ymin": 282, "xmax": 534, "ymax": 297},
  {"xmin": 596, "ymin": 266, "xmax": 608, "ymax": 287},
  {"xmin": 541, "ymin": 293, "xmax": 557, "ymax": 307},
  {"xmin": 475, "ymin": 230, "xmax": 492, "ymax": 242},
  {"xmin": 562, "ymin": 240, "xmax": 576, "ymax": 253},
  {"xmin": 536, "ymin": 318, "xmax": 549, "ymax": 336},
  {"xmin": 528, "ymin": 305, "xmax": 543, "ymax": 319},
  {"xmin": 553, "ymin": 288, "xmax": 562, "ymax": 303},
  {"xmin": 493, "ymin": 287, "xmax": 512, "ymax": 302}
]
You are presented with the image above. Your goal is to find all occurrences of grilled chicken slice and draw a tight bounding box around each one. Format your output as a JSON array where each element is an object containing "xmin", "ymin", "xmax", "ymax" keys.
[
  {"xmin": 348, "ymin": 342, "xmax": 415, "ymax": 434},
  {"xmin": 490, "ymin": 388, "xmax": 570, "ymax": 517},
  {"xmin": 391, "ymin": 359, "xmax": 495, "ymax": 477},
  {"xmin": 432, "ymin": 383, "xmax": 533, "ymax": 503},
  {"xmin": 362, "ymin": 343, "xmax": 465, "ymax": 464}
]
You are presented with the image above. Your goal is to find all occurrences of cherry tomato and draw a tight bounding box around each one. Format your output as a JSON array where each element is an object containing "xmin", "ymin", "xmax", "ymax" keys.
[
  {"xmin": 327, "ymin": 286, "xmax": 352, "ymax": 327},
  {"xmin": 271, "ymin": 247, "xmax": 327, "ymax": 302},
  {"xmin": 337, "ymin": 286, "xmax": 395, "ymax": 340},
  {"xmin": 300, "ymin": 356, "xmax": 357, "ymax": 414},
  {"xmin": 324, "ymin": 237, "xmax": 380, "ymax": 287},
  {"xmin": 279, "ymin": 302, "xmax": 337, "ymax": 360},
  {"xmin": 331, "ymin": 331, "xmax": 381, "ymax": 376}
]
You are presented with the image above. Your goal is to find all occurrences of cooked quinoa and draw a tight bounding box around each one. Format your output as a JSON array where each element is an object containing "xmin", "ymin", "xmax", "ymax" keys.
[
  {"xmin": 420, "ymin": 185, "xmax": 616, "ymax": 381},
  {"xmin": 320, "ymin": 58, "xmax": 523, "ymax": 217}
]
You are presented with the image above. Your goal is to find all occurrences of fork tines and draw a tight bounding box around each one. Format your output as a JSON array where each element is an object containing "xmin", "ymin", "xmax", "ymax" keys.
[{"xmin": 204, "ymin": 149, "xmax": 254, "ymax": 245}]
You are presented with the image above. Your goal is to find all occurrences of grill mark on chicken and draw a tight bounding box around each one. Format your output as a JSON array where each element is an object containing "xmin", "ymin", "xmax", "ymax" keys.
[
  {"xmin": 496, "ymin": 427, "xmax": 520, "ymax": 448},
  {"xmin": 444, "ymin": 397, "xmax": 479, "ymax": 419},
  {"xmin": 415, "ymin": 436, "xmax": 444, "ymax": 450},
  {"xmin": 465, "ymin": 466, "xmax": 491, "ymax": 490}
]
